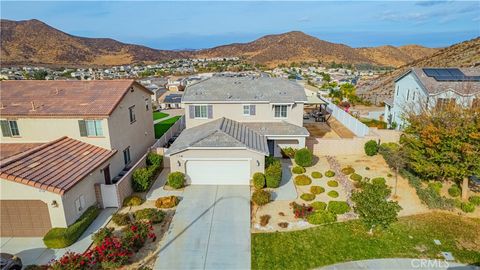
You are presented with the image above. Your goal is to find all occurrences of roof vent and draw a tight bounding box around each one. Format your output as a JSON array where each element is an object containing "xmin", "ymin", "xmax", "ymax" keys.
[{"xmin": 30, "ymin": 101, "xmax": 36, "ymax": 111}]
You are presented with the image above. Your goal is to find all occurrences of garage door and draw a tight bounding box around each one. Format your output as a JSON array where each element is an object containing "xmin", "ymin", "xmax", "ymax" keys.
[
  {"xmin": 0, "ymin": 200, "xmax": 52, "ymax": 237},
  {"xmin": 186, "ymin": 160, "xmax": 250, "ymax": 185}
]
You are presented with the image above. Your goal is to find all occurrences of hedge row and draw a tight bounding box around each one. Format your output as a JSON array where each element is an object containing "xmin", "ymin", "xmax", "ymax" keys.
[{"xmin": 132, "ymin": 152, "xmax": 163, "ymax": 192}]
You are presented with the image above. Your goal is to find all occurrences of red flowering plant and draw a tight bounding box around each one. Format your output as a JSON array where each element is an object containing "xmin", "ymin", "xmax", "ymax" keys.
[
  {"xmin": 91, "ymin": 236, "xmax": 132, "ymax": 269},
  {"xmin": 289, "ymin": 202, "xmax": 313, "ymax": 219},
  {"xmin": 49, "ymin": 251, "xmax": 95, "ymax": 270},
  {"xmin": 122, "ymin": 221, "xmax": 156, "ymax": 251}
]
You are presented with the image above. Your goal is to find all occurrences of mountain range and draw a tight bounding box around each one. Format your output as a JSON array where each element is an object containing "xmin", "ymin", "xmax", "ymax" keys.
[{"xmin": 1, "ymin": 19, "xmax": 438, "ymax": 68}]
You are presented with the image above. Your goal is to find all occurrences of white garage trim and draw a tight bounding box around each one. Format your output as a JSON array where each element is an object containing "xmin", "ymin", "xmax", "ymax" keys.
[
  {"xmin": 183, "ymin": 158, "xmax": 252, "ymax": 161},
  {"xmin": 185, "ymin": 159, "xmax": 251, "ymax": 185}
]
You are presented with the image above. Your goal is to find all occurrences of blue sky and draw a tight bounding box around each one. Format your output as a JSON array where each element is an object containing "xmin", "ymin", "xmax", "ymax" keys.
[{"xmin": 1, "ymin": 1, "xmax": 479, "ymax": 49}]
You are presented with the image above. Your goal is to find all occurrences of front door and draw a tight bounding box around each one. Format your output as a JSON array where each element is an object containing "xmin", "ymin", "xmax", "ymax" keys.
[
  {"xmin": 103, "ymin": 165, "xmax": 111, "ymax": 185},
  {"xmin": 267, "ymin": 140, "xmax": 275, "ymax": 156}
]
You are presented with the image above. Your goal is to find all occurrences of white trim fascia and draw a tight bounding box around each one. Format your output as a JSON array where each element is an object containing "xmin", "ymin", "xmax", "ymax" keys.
[
  {"xmin": 182, "ymin": 100, "xmax": 269, "ymax": 104},
  {"xmin": 170, "ymin": 146, "xmax": 269, "ymax": 156},
  {"xmin": 428, "ymin": 88, "xmax": 480, "ymax": 98},
  {"xmin": 182, "ymin": 157, "xmax": 252, "ymax": 161},
  {"xmin": 265, "ymin": 134, "xmax": 309, "ymax": 138}
]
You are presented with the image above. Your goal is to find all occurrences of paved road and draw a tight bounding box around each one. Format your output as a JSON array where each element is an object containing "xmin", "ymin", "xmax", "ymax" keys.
[
  {"xmin": 319, "ymin": 258, "xmax": 479, "ymax": 270},
  {"xmin": 154, "ymin": 185, "xmax": 251, "ymax": 270}
]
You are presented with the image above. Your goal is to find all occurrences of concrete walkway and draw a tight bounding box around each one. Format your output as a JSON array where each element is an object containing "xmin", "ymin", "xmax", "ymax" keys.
[
  {"xmin": 270, "ymin": 159, "xmax": 298, "ymax": 201},
  {"xmin": 154, "ymin": 109, "xmax": 184, "ymax": 124},
  {"xmin": 154, "ymin": 185, "xmax": 251, "ymax": 270},
  {"xmin": 0, "ymin": 208, "xmax": 116, "ymax": 266},
  {"xmin": 319, "ymin": 258, "xmax": 479, "ymax": 270},
  {"xmin": 146, "ymin": 169, "xmax": 183, "ymax": 200}
]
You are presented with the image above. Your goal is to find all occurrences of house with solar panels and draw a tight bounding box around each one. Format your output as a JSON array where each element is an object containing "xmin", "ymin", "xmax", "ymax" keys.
[{"xmin": 384, "ymin": 67, "xmax": 480, "ymax": 130}]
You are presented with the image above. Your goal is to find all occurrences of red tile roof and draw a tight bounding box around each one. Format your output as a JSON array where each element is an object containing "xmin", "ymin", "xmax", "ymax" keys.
[
  {"xmin": 0, "ymin": 137, "xmax": 116, "ymax": 194},
  {"xmin": 0, "ymin": 80, "xmax": 152, "ymax": 117},
  {"xmin": 0, "ymin": 143, "xmax": 43, "ymax": 160}
]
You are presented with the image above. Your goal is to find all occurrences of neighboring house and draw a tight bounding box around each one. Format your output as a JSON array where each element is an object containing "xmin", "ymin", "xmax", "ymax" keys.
[
  {"xmin": 0, "ymin": 80, "xmax": 155, "ymax": 236},
  {"xmin": 165, "ymin": 77, "xmax": 185, "ymax": 91},
  {"xmin": 165, "ymin": 77, "xmax": 309, "ymax": 185},
  {"xmin": 385, "ymin": 67, "xmax": 480, "ymax": 129},
  {"xmin": 158, "ymin": 92, "xmax": 183, "ymax": 109}
]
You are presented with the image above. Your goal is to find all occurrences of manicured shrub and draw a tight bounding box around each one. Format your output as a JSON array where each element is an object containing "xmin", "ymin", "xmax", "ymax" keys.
[
  {"xmin": 260, "ymin": 215, "xmax": 271, "ymax": 227},
  {"xmin": 310, "ymin": 201, "xmax": 327, "ymax": 211},
  {"xmin": 469, "ymin": 196, "xmax": 480, "ymax": 206},
  {"xmin": 311, "ymin": 171, "xmax": 322, "ymax": 179},
  {"xmin": 365, "ymin": 167, "xmax": 370, "ymax": 170},
  {"xmin": 460, "ymin": 202, "xmax": 476, "ymax": 213},
  {"xmin": 265, "ymin": 156, "xmax": 281, "ymax": 168},
  {"xmin": 310, "ymin": 185, "xmax": 325, "ymax": 194},
  {"xmin": 327, "ymin": 180, "xmax": 338, "ymax": 187},
  {"xmin": 123, "ymin": 195, "xmax": 144, "ymax": 207},
  {"xmin": 292, "ymin": 166, "xmax": 306, "ymax": 174},
  {"xmin": 281, "ymin": 147, "xmax": 297, "ymax": 158},
  {"xmin": 448, "ymin": 185, "xmax": 461, "ymax": 197},
  {"xmin": 252, "ymin": 190, "xmax": 271, "ymax": 206},
  {"xmin": 325, "ymin": 170, "xmax": 335, "ymax": 177},
  {"xmin": 306, "ymin": 210, "xmax": 337, "ymax": 225},
  {"xmin": 364, "ymin": 140, "xmax": 378, "ymax": 156},
  {"xmin": 341, "ymin": 166, "xmax": 355, "ymax": 175},
  {"xmin": 132, "ymin": 167, "xmax": 153, "ymax": 192},
  {"xmin": 43, "ymin": 206, "xmax": 100, "ymax": 248},
  {"xmin": 146, "ymin": 152, "xmax": 163, "ymax": 167},
  {"xmin": 294, "ymin": 174, "xmax": 312, "ymax": 186},
  {"xmin": 278, "ymin": 222, "xmax": 289, "ymax": 228},
  {"xmin": 300, "ymin": 193, "xmax": 316, "ymax": 201},
  {"xmin": 121, "ymin": 221, "xmax": 156, "ymax": 252},
  {"xmin": 134, "ymin": 208, "xmax": 165, "ymax": 224},
  {"xmin": 252, "ymin": 172, "xmax": 266, "ymax": 190},
  {"xmin": 294, "ymin": 148, "xmax": 313, "ymax": 167},
  {"xmin": 265, "ymin": 162, "xmax": 282, "ymax": 188},
  {"xmin": 428, "ymin": 182, "xmax": 443, "ymax": 194},
  {"xmin": 327, "ymin": 190, "xmax": 339, "ymax": 198},
  {"xmin": 155, "ymin": 195, "xmax": 179, "ymax": 209},
  {"xmin": 290, "ymin": 202, "xmax": 313, "ymax": 218},
  {"xmin": 371, "ymin": 177, "xmax": 386, "ymax": 186},
  {"xmin": 168, "ymin": 171, "xmax": 185, "ymax": 189},
  {"xmin": 112, "ymin": 213, "xmax": 131, "ymax": 226},
  {"xmin": 327, "ymin": 201, "xmax": 351, "ymax": 215},
  {"xmin": 92, "ymin": 227, "xmax": 114, "ymax": 245},
  {"xmin": 350, "ymin": 173, "xmax": 363, "ymax": 182}
]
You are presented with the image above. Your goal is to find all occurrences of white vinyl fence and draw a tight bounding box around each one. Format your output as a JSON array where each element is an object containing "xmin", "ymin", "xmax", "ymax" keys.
[
  {"xmin": 151, "ymin": 115, "xmax": 186, "ymax": 149},
  {"xmin": 324, "ymin": 98, "xmax": 370, "ymax": 137}
]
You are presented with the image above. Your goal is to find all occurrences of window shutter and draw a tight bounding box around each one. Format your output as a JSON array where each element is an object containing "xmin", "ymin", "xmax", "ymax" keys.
[
  {"xmin": 189, "ymin": 105, "xmax": 195, "ymax": 119},
  {"xmin": 207, "ymin": 105, "xmax": 213, "ymax": 119},
  {"xmin": 0, "ymin": 120, "xmax": 12, "ymax": 137},
  {"xmin": 78, "ymin": 120, "xmax": 87, "ymax": 137},
  {"xmin": 250, "ymin": 105, "xmax": 256, "ymax": 115}
]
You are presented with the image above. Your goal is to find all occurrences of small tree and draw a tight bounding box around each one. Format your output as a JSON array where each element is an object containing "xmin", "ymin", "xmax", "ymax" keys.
[
  {"xmin": 364, "ymin": 140, "xmax": 378, "ymax": 156},
  {"xmin": 379, "ymin": 143, "xmax": 406, "ymax": 196},
  {"xmin": 352, "ymin": 182, "xmax": 402, "ymax": 233}
]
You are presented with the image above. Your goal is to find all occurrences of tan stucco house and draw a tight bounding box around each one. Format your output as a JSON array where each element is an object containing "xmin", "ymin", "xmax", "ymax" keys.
[
  {"xmin": 0, "ymin": 80, "xmax": 155, "ymax": 237},
  {"xmin": 165, "ymin": 76, "xmax": 309, "ymax": 185}
]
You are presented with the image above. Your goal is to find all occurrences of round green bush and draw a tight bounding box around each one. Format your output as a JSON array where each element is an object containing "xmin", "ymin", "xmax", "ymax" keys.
[
  {"xmin": 325, "ymin": 170, "xmax": 335, "ymax": 177},
  {"xmin": 294, "ymin": 148, "xmax": 313, "ymax": 167},
  {"xmin": 168, "ymin": 171, "xmax": 185, "ymax": 189},
  {"xmin": 252, "ymin": 190, "xmax": 271, "ymax": 206},
  {"xmin": 306, "ymin": 210, "xmax": 337, "ymax": 225},
  {"xmin": 310, "ymin": 201, "xmax": 327, "ymax": 211},
  {"xmin": 311, "ymin": 171, "xmax": 322, "ymax": 179},
  {"xmin": 327, "ymin": 201, "xmax": 351, "ymax": 215},
  {"xmin": 294, "ymin": 175, "xmax": 312, "ymax": 186},
  {"xmin": 132, "ymin": 167, "xmax": 153, "ymax": 192},
  {"xmin": 341, "ymin": 166, "xmax": 355, "ymax": 175},
  {"xmin": 371, "ymin": 177, "xmax": 386, "ymax": 186},
  {"xmin": 300, "ymin": 193, "xmax": 316, "ymax": 201},
  {"xmin": 292, "ymin": 166, "xmax": 306, "ymax": 174},
  {"xmin": 460, "ymin": 202, "xmax": 476, "ymax": 213},
  {"xmin": 112, "ymin": 213, "xmax": 130, "ymax": 226},
  {"xmin": 327, "ymin": 190, "xmax": 339, "ymax": 198},
  {"xmin": 387, "ymin": 173, "xmax": 393, "ymax": 177},
  {"xmin": 310, "ymin": 185, "xmax": 325, "ymax": 194},
  {"xmin": 327, "ymin": 180, "xmax": 338, "ymax": 187},
  {"xmin": 252, "ymin": 172, "xmax": 266, "ymax": 190},
  {"xmin": 265, "ymin": 163, "xmax": 282, "ymax": 188},
  {"xmin": 469, "ymin": 195, "xmax": 480, "ymax": 206},
  {"xmin": 134, "ymin": 208, "xmax": 165, "ymax": 224},
  {"xmin": 123, "ymin": 195, "xmax": 144, "ymax": 207},
  {"xmin": 428, "ymin": 182, "xmax": 443, "ymax": 194},
  {"xmin": 350, "ymin": 173, "xmax": 363, "ymax": 182},
  {"xmin": 364, "ymin": 140, "xmax": 379, "ymax": 156},
  {"xmin": 448, "ymin": 185, "xmax": 461, "ymax": 197}
]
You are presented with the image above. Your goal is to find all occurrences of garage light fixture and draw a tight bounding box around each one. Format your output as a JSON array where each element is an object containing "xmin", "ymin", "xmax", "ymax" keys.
[
  {"xmin": 51, "ymin": 200, "xmax": 58, "ymax": 208},
  {"xmin": 257, "ymin": 160, "xmax": 260, "ymax": 166},
  {"xmin": 177, "ymin": 160, "xmax": 181, "ymax": 167}
]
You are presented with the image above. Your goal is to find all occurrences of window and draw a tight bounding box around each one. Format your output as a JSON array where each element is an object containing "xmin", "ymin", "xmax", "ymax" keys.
[
  {"xmin": 194, "ymin": 105, "xmax": 208, "ymax": 118},
  {"xmin": 129, "ymin": 106, "xmax": 136, "ymax": 123},
  {"xmin": 412, "ymin": 91, "xmax": 416, "ymax": 101},
  {"xmin": 123, "ymin": 147, "xmax": 131, "ymax": 165},
  {"xmin": 0, "ymin": 120, "xmax": 20, "ymax": 137},
  {"xmin": 274, "ymin": 105, "xmax": 288, "ymax": 118},
  {"xmin": 145, "ymin": 98, "xmax": 149, "ymax": 111},
  {"xmin": 79, "ymin": 120, "xmax": 103, "ymax": 137},
  {"xmin": 243, "ymin": 105, "xmax": 251, "ymax": 116},
  {"xmin": 406, "ymin": 89, "xmax": 410, "ymax": 100}
]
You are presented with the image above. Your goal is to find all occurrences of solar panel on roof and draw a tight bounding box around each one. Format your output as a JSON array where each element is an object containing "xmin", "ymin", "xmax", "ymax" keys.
[
  {"xmin": 447, "ymin": 68, "xmax": 464, "ymax": 76},
  {"xmin": 436, "ymin": 69, "xmax": 451, "ymax": 76},
  {"xmin": 423, "ymin": 68, "xmax": 439, "ymax": 77}
]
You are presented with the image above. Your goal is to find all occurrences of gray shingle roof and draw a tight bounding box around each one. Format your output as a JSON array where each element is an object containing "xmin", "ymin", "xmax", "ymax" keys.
[
  {"xmin": 244, "ymin": 122, "xmax": 310, "ymax": 136},
  {"xmin": 165, "ymin": 117, "xmax": 269, "ymax": 155},
  {"xmin": 182, "ymin": 77, "xmax": 307, "ymax": 103}
]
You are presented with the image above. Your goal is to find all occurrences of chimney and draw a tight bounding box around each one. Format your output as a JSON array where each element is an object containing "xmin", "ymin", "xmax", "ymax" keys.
[{"xmin": 31, "ymin": 101, "xmax": 36, "ymax": 111}]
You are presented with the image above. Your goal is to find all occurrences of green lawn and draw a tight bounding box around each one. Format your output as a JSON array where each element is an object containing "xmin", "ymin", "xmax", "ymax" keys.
[
  {"xmin": 153, "ymin": 111, "xmax": 169, "ymax": 121},
  {"xmin": 252, "ymin": 213, "xmax": 480, "ymax": 270},
  {"xmin": 154, "ymin": 116, "xmax": 182, "ymax": 139}
]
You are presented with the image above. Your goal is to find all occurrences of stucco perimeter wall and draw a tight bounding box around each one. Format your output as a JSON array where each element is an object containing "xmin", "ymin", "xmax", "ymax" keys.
[
  {"xmin": 168, "ymin": 149, "xmax": 265, "ymax": 184},
  {"xmin": 115, "ymin": 151, "xmax": 148, "ymax": 207}
]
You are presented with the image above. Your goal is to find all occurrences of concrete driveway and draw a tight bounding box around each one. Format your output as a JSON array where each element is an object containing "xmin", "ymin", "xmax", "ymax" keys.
[{"xmin": 155, "ymin": 185, "xmax": 250, "ymax": 270}]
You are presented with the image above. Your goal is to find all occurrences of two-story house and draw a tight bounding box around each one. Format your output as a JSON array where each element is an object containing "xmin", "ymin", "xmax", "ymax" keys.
[
  {"xmin": 165, "ymin": 76, "xmax": 309, "ymax": 185},
  {"xmin": 0, "ymin": 80, "xmax": 154, "ymax": 237},
  {"xmin": 384, "ymin": 67, "xmax": 480, "ymax": 130}
]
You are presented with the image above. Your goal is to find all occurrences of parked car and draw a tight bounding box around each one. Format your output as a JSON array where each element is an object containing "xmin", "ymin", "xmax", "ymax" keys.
[{"xmin": 0, "ymin": 253, "xmax": 22, "ymax": 270}]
